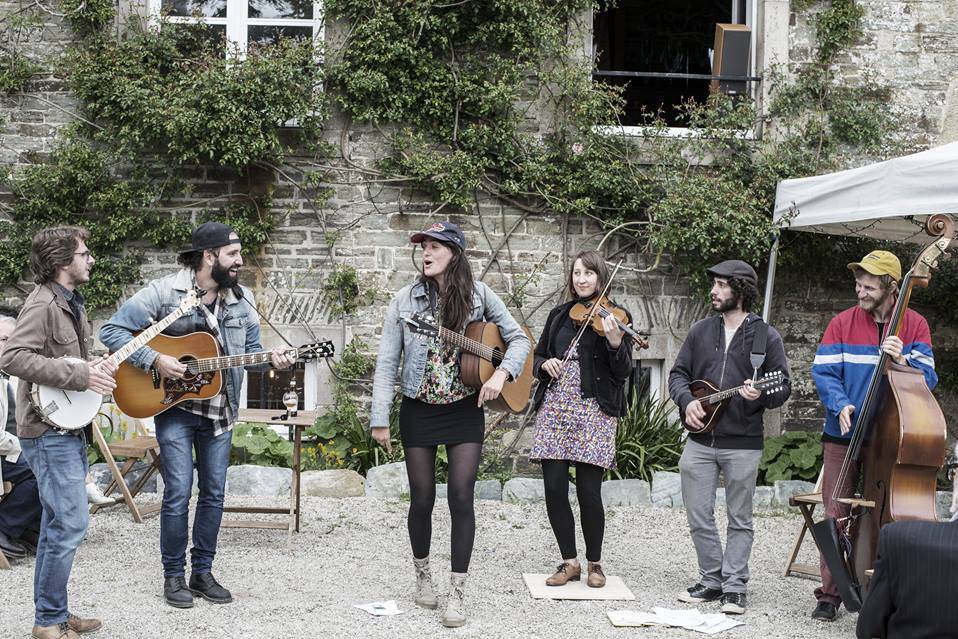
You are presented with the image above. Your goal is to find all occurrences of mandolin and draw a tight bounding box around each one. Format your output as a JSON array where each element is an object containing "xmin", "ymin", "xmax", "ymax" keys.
[
  {"xmin": 403, "ymin": 312, "xmax": 535, "ymax": 413},
  {"xmin": 112, "ymin": 332, "xmax": 334, "ymax": 419},
  {"xmin": 681, "ymin": 370, "xmax": 786, "ymax": 433}
]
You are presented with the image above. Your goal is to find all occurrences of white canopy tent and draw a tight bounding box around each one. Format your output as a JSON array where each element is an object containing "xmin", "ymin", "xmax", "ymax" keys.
[{"xmin": 762, "ymin": 141, "xmax": 958, "ymax": 319}]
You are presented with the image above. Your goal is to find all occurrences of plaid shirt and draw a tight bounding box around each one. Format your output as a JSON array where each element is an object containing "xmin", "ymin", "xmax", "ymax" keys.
[{"xmin": 179, "ymin": 295, "xmax": 234, "ymax": 436}]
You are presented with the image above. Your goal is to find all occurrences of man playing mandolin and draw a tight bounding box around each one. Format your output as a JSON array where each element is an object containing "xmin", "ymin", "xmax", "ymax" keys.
[
  {"xmin": 810, "ymin": 250, "xmax": 937, "ymax": 622},
  {"xmin": 0, "ymin": 226, "xmax": 117, "ymax": 639},
  {"xmin": 99, "ymin": 222, "xmax": 293, "ymax": 610},
  {"xmin": 668, "ymin": 260, "xmax": 791, "ymax": 616}
]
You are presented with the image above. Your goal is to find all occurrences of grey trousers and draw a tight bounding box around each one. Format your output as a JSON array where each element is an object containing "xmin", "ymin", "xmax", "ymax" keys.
[{"xmin": 679, "ymin": 439, "xmax": 762, "ymax": 594}]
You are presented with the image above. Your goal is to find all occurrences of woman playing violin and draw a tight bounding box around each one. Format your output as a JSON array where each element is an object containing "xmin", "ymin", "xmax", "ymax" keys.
[{"xmin": 530, "ymin": 250, "xmax": 634, "ymax": 588}]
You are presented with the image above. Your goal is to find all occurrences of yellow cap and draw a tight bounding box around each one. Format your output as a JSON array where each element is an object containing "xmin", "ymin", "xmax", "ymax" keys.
[{"xmin": 847, "ymin": 250, "xmax": 902, "ymax": 281}]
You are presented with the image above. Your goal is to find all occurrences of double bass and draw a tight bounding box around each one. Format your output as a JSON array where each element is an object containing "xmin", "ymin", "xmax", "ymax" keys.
[{"xmin": 812, "ymin": 214, "xmax": 954, "ymax": 611}]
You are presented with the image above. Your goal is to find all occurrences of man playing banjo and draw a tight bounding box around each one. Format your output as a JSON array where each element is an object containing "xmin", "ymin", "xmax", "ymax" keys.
[{"xmin": 0, "ymin": 226, "xmax": 117, "ymax": 639}]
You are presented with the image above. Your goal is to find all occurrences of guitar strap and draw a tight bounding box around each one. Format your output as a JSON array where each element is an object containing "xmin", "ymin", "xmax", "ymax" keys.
[{"xmin": 749, "ymin": 318, "xmax": 768, "ymax": 378}]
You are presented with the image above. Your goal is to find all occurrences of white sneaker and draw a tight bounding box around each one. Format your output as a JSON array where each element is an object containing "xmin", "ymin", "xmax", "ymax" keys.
[{"xmin": 86, "ymin": 481, "xmax": 116, "ymax": 505}]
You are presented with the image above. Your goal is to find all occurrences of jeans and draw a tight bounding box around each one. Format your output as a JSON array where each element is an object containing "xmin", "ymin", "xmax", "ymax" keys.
[
  {"xmin": 155, "ymin": 408, "xmax": 232, "ymax": 578},
  {"xmin": 0, "ymin": 455, "xmax": 42, "ymax": 538},
  {"xmin": 19, "ymin": 429, "xmax": 89, "ymax": 627},
  {"xmin": 679, "ymin": 439, "xmax": 762, "ymax": 594}
]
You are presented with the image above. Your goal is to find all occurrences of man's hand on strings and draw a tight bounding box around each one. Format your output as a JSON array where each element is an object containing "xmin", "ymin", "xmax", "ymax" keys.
[
  {"xmin": 739, "ymin": 378, "xmax": 762, "ymax": 401},
  {"xmin": 839, "ymin": 404, "xmax": 855, "ymax": 435},
  {"xmin": 881, "ymin": 335, "xmax": 906, "ymax": 365},
  {"xmin": 684, "ymin": 399, "xmax": 706, "ymax": 430},
  {"xmin": 270, "ymin": 347, "xmax": 295, "ymax": 370}
]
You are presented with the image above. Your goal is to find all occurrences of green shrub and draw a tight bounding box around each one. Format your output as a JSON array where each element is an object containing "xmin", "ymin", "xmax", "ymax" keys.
[
  {"xmin": 605, "ymin": 394, "xmax": 685, "ymax": 483},
  {"xmin": 230, "ymin": 423, "xmax": 294, "ymax": 468},
  {"xmin": 759, "ymin": 430, "xmax": 822, "ymax": 484}
]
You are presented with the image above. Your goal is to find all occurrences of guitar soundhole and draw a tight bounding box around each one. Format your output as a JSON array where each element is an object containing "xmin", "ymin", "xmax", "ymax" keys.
[{"xmin": 491, "ymin": 348, "xmax": 503, "ymax": 368}]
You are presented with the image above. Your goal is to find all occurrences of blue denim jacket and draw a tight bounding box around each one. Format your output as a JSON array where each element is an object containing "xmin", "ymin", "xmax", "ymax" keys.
[
  {"xmin": 99, "ymin": 268, "xmax": 265, "ymax": 417},
  {"xmin": 369, "ymin": 279, "xmax": 532, "ymax": 428}
]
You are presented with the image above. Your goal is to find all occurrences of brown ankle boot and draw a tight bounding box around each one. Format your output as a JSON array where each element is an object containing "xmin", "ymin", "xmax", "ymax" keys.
[
  {"xmin": 67, "ymin": 614, "xmax": 102, "ymax": 634},
  {"xmin": 545, "ymin": 561, "xmax": 581, "ymax": 586},
  {"xmin": 587, "ymin": 562, "xmax": 606, "ymax": 588},
  {"xmin": 31, "ymin": 622, "xmax": 80, "ymax": 639}
]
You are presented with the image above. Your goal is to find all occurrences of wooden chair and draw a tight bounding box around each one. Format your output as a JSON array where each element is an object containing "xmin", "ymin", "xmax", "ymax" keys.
[
  {"xmin": 90, "ymin": 418, "xmax": 162, "ymax": 523},
  {"xmin": 784, "ymin": 471, "xmax": 825, "ymax": 578},
  {"xmin": 0, "ymin": 480, "xmax": 12, "ymax": 569}
]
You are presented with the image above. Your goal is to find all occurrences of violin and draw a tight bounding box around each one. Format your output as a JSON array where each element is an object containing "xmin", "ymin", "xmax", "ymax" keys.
[{"xmin": 569, "ymin": 295, "xmax": 649, "ymax": 349}]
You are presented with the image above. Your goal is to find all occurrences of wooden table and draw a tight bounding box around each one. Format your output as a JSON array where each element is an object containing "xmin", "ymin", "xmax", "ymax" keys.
[{"xmin": 222, "ymin": 409, "xmax": 317, "ymax": 542}]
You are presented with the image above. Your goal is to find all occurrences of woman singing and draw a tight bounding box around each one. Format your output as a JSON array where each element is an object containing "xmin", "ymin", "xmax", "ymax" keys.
[
  {"xmin": 530, "ymin": 250, "xmax": 633, "ymax": 588},
  {"xmin": 369, "ymin": 221, "xmax": 531, "ymax": 627}
]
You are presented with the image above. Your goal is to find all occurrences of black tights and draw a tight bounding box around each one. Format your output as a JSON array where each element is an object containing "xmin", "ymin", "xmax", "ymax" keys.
[
  {"xmin": 541, "ymin": 459, "xmax": 605, "ymax": 562},
  {"xmin": 405, "ymin": 442, "xmax": 482, "ymax": 573}
]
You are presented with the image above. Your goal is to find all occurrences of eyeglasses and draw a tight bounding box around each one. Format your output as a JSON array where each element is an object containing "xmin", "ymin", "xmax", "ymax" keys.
[{"xmin": 74, "ymin": 251, "xmax": 93, "ymax": 261}]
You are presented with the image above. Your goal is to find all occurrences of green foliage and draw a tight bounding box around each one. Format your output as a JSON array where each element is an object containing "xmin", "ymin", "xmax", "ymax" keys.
[
  {"xmin": 815, "ymin": 0, "xmax": 865, "ymax": 62},
  {"xmin": 605, "ymin": 394, "xmax": 685, "ymax": 483},
  {"xmin": 321, "ymin": 263, "xmax": 380, "ymax": 317},
  {"xmin": 230, "ymin": 422, "xmax": 294, "ymax": 467},
  {"xmin": 759, "ymin": 430, "xmax": 823, "ymax": 484},
  {"xmin": 63, "ymin": 0, "xmax": 116, "ymax": 36},
  {"xmin": 0, "ymin": 50, "xmax": 38, "ymax": 93},
  {"xmin": 68, "ymin": 20, "xmax": 327, "ymax": 167}
]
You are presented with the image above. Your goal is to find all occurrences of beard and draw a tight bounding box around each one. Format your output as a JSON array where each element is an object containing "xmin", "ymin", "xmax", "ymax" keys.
[
  {"xmin": 211, "ymin": 261, "xmax": 239, "ymax": 290},
  {"xmin": 712, "ymin": 294, "xmax": 740, "ymax": 313},
  {"xmin": 859, "ymin": 287, "xmax": 893, "ymax": 312}
]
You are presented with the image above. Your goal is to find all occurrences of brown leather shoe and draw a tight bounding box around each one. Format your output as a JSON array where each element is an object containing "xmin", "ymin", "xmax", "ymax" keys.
[
  {"xmin": 587, "ymin": 562, "xmax": 606, "ymax": 588},
  {"xmin": 67, "ymin": 614, "xmax": 102, "ymax": 634},
  {"xmin": 31, "ymin": 622, "xmax": 80, "ymax": 639},
  {"xmin": 545, "ymin": 561, "xmax": 581, "ymax": 586}
]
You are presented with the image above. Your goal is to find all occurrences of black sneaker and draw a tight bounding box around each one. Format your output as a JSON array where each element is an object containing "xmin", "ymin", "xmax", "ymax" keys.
[
  {"xmin": 811, "ymin": 600, "xmax": 837, "ymax": 621},
  {"xmin": 164, "ymin": 576, "xmax": 194, "ymax": 609},
  {"xmin": 721, "ymin": 592, "xmax": 747, "ymax": 614},
  {"xmin": 189, "ymin": 572, "xmax": 233, "ymax": 604},
  {"xmin": 678, "ymin": 582, "xmax": 723, "ymax": 603}
]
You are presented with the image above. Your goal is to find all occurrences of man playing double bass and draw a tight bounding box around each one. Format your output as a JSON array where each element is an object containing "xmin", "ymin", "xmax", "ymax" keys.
[{"xmin": 810, "ymin": 250, "xmax": 937, "ymax": 622}]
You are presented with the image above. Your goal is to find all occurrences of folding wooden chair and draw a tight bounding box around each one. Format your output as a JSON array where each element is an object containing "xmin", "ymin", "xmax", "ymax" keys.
[
  {"xmin": 90, "ymin": 418, "xmax": 162, "ymax": 523},
  {"xmin": 784, "ymin": 470, "xmax": 825, "ymax": 578},
  {"xmin": 0, "ymin": 480, "xmax": 12, "ymax": 569}
]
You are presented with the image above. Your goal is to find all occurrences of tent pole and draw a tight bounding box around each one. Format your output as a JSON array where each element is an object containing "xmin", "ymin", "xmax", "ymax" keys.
[{"xmin": 761, "ymin": 236, "xmax": 780, "ymax": 322}]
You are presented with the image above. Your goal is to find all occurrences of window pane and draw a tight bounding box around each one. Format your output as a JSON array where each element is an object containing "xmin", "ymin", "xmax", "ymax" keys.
[
  {"xmin": 162, "ymin": 0, "xmax": 227, "ymax": 18},
  {"xmin": 594, "ymin": 0, "xmax": 733, "ymax": 127},
  {"xmin": 246, "ymin": 368, "xmax": 306, "ymax": 411},
  {"xmin": 248, "ymin": 25, "xmax": 313, "ymax": 47},
  {"xmin": 248, "ymin": 0, "xmax": 314, "ymax": 19}
]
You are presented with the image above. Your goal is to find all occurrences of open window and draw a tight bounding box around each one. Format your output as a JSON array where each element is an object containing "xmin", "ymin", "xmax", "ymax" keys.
[
  {"xmin": 593, "ymin": 0, "xmax": 753, "ymax": 129},
  {"xmin": 148, "ymin": 0, "xmax": 324, "ymax": 56}
]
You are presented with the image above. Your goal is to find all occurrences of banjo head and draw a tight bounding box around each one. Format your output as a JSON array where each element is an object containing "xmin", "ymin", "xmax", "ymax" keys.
[{"xmin": 30, "ymin": 357, "xmax": 103, "ymax": 430}]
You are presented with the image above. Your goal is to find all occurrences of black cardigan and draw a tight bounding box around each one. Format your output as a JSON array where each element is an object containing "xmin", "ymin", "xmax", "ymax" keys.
[{"xmin": 531, "ymin": 300, "xmax": 634, "ymax": 417}]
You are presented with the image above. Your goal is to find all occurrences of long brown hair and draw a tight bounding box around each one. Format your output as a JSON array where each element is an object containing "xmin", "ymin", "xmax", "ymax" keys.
[
  {"xmin": 566, "ymin": 250, "xmax": 611, "ymax": 300},
  {"xmin": 29, "ymin": 226, "xmax": 90, "ymax": 285},
  {"xmin": 424, "ymin": 242, "xmax": 475, "ymax": 331}
]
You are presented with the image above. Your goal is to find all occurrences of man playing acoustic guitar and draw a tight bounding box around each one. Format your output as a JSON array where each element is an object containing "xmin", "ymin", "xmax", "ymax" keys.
[
  {"xmin": 99, "ymin": 222, "xmax": 293, "ymax": 609},
  {"xmin": 668, "ymin": 260, "xmax": 791, "ymax": 615},
  {"xmin": 0, "ymin": 226, "xmax": 117, "ymax": 639}
]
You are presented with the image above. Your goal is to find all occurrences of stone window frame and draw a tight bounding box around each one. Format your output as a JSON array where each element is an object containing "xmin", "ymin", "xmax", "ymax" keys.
[
  {"xmin": 145, "ymin": 0, "xmax": 325, "ymax": 58},
  {"xmin": 590, "ymin": 0, "xmax": 760, "ymax": 138}
]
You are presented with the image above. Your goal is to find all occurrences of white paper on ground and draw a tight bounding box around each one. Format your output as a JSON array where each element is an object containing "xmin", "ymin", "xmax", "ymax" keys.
[
  {"xmin": 608, "ymin": 607, "xmax": 744, "ymax": 634},
  {"xmin": 354, "ymin": 600, "xmax": 404, "ymax": 616}
]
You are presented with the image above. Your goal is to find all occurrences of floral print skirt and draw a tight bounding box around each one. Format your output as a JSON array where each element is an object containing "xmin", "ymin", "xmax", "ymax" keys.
[{"xmin": 530, "ymin": 355, "xmax": 617, "ymax": 470}]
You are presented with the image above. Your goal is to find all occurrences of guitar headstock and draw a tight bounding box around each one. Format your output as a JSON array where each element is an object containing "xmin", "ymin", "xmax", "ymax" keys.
[
  {"xmin": 180, "ymin": 290, "xmax": 201, "ymax": 313},
  {"xmin": 404, "ymin": 312, "xmax": 440, "ymax": 339},
  {"xmin": 756, "ymin": 370, "xmax": 786, "ymax": 395},
  {"xmin": 297, "ymin": 341, "xmax": 336, "ymax": 360}
]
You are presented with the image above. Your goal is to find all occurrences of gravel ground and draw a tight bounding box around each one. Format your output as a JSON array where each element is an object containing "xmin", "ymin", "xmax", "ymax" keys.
[{"xmin": 0, "ymin": 495, "xmax": 859, "ymax": 638}]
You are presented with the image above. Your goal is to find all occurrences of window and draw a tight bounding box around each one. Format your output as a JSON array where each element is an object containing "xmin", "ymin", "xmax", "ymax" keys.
[
  {"xmin": 149, "ymin": 0, "xmax": 324, "ymax": 55},
  {"xmin": 241, "ymin": 361, "xmax": 319, "ymax": 410},
  {"xmin": 593, "ymin": 0, "xmax": 753, "ymax": 128},
  {"xmin": 630, "ymin": 358, "xmax": 663, "ymax": 403}
]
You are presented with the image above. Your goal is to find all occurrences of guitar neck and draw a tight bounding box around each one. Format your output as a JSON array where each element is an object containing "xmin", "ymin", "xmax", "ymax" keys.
[
  {"xmin": 107, "ymin": 307, "xmax": 189, "ymax": 367},
  {"xmin": 702, "ymin": 379, "xmax": 775, "ymax": 406},
  {"xmin": 191, "ymin": 349, "xmax": 296, "ymax": 373},
  {"xmin": 437, "ymin": 326, "xmax": 499, "ymax": 363}
]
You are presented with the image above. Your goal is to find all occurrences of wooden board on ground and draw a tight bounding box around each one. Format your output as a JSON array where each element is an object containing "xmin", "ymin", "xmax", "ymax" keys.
[{"xmin": 522, "ymin": 573, "xmax": 635, "ymax": 600}]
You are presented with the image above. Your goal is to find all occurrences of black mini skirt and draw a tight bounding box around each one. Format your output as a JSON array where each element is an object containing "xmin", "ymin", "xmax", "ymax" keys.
[{"xmin": 399, "ymin": 394, "xmax": 484, "ymax": 447}]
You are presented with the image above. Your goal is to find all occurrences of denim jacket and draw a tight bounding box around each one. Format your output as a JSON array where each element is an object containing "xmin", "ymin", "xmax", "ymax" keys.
[
  {"xmin": 99, "ymin": 268, "xmax": 265, "ymax": 417},
  {"xmin": 369, "ymin": 279, "xmax": 532, "ymax": 428}
]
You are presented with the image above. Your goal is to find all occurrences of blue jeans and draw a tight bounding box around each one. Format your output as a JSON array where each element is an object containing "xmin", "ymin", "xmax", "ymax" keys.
[
  {"xmin": 155, "ymin": 408, "xmax": 232, "ymax": 578},
  {"xmin": 19, "ymin": 429, "xmax": 89, "ymax": 627}
]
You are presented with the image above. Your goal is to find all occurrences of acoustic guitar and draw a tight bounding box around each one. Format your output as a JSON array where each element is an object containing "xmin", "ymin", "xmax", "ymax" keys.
[
  {"xmin": 112, "ymin": 332, "xmax": 334, "ymax": 419},
  {"xmin": 403, "ymin": 312, "xmax": 535, "ymax": 413},
  {"xmin": 681, "ymin": 370, "xmax": 786, "ymax": 434}
]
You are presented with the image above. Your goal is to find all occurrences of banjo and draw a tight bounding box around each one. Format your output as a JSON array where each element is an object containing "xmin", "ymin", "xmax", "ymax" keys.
[{"xmin": 29, "ymin": 290, "xmax": 201, "ymax": 430}]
